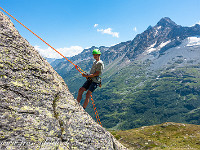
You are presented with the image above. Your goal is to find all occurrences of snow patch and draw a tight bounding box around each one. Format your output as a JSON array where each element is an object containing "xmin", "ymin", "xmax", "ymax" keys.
[
  {"xmin": 186, "ymin": 36, "xmax": 200, "ymax": 46},
  {"xmin": 146, "ymin": 40, "xmax": 171, "ymax": 53},
  {"xmin": 147, "ymin": 42, "xmax": 157, "ymax": 53},
  {"xmin": 159, "ymin": 40, "xmax": 171, "ymax": 48},
  {"xmin": 154, "ymin": 30, "xmax": 158, "ymax": 36},
  {"xmin": 157, "ymin": 26, "xmax": 162, "ymax": 30}
]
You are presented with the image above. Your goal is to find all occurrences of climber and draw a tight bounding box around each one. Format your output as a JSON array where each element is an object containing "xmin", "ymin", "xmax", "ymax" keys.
[{"xmin": 77, "ymin": 49, "xmax": 104, "ymax": 109}]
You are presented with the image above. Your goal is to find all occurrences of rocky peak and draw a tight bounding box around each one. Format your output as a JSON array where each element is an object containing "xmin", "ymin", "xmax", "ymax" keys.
[
  {"xmin": 0, "ymin": 11, "xmax": 126, "ymax": 149},
  {"xmin": 146, "ymin": 25, "xmax": 153, "ymax": 30},
  {"xmin": 124, "ymin": 17, "xmax": 200, "ymax": 59},
  {"xmin": 156, "ymin": 17, "xmax": 177, "ymax": 28}
]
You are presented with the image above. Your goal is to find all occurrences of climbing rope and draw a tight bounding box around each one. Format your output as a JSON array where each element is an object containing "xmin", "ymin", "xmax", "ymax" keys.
[
  {"xmin": 91, "ymin": 95, "xmax": 101, "ymax": 125},
  {"xmin": 0, "ymin": 7, "xmax": 102, "ymax": 126}
]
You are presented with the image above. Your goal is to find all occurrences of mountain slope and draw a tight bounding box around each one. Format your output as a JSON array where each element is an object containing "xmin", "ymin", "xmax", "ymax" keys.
[
  {"xmin": 110, "ymin": 122, "xmax": 200, "ymax": 150},
  {"xmin": 0, "ymin": 11, "xmax": 126, "ymax": 149},
  {"xmin": 49, "ymin": 17, "xmax": 200, "ymax": 130}
]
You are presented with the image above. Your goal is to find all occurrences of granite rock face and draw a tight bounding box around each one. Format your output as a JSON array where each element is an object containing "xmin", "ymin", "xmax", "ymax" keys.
[{"xmin": 0, "ymin": 11, "xmax": 126, "ymax": 149}]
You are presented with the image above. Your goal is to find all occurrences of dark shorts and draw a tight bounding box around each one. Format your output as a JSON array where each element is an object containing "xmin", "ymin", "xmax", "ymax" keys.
[{"xmin": 82, "ymin": 80, "xmax": 99, "ymax": 92}]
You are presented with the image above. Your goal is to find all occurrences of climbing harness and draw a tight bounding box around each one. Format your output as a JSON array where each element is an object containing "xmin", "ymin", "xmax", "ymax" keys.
[{"xmin": 0, "ymin": 7, "xmax": 102, "ymax": 126}]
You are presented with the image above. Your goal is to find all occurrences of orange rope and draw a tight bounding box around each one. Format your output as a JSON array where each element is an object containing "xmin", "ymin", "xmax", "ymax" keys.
[
  {"xmin": 0, "ymin": 7, "xmax": 102, "ymax": 126},
  {"xmin": 91, "ymin": 95, "xmax": 102, "ymax": 126}
]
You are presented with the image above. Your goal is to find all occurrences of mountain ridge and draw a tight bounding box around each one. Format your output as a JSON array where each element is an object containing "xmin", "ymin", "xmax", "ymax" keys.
[{"xmin": 51, "ymin": 17, "xmax": 200, "ymax": 68}]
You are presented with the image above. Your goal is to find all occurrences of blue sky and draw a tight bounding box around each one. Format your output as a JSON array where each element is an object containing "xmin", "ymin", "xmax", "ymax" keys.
[{"xmin": 1, "ymin": 0, "xmax": 200, "ymax": 58}]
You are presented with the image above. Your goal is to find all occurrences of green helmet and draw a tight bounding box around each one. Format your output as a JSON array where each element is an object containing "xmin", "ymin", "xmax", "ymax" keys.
[{"xmin": 92, "ymin": 49, "xmax": 101, "ymax": 55}]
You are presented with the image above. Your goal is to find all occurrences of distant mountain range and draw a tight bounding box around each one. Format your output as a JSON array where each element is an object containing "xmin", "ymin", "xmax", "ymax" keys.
[{"xmin": 48, "ymin": 17, "xmax": 200, "ymax": 130}]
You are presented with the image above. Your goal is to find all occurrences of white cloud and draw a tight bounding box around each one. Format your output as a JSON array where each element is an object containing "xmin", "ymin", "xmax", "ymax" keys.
[
  {"xmin": 84, "ymin": 46, "xmax": 91, "ymax": 49},
  {"xmin": 35, "ymin": 45, "xmax": 84, "ymax": 58},
  {"xmin": 133, "ymin": 27, "xmax": 137, "ymax": 32},
  {"xmin": 94, "ymin": 24, "xmax": 99, "ymax": 28},
  {"xmin": 97, "ymin": 28, "xmax": 119, "ymax": 38}
]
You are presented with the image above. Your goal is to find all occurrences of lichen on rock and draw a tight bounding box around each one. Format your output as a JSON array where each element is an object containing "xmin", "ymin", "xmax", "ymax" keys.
[{"xmin": 0, "ymin": 11, "xmax": 126, "ymax": 149}]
